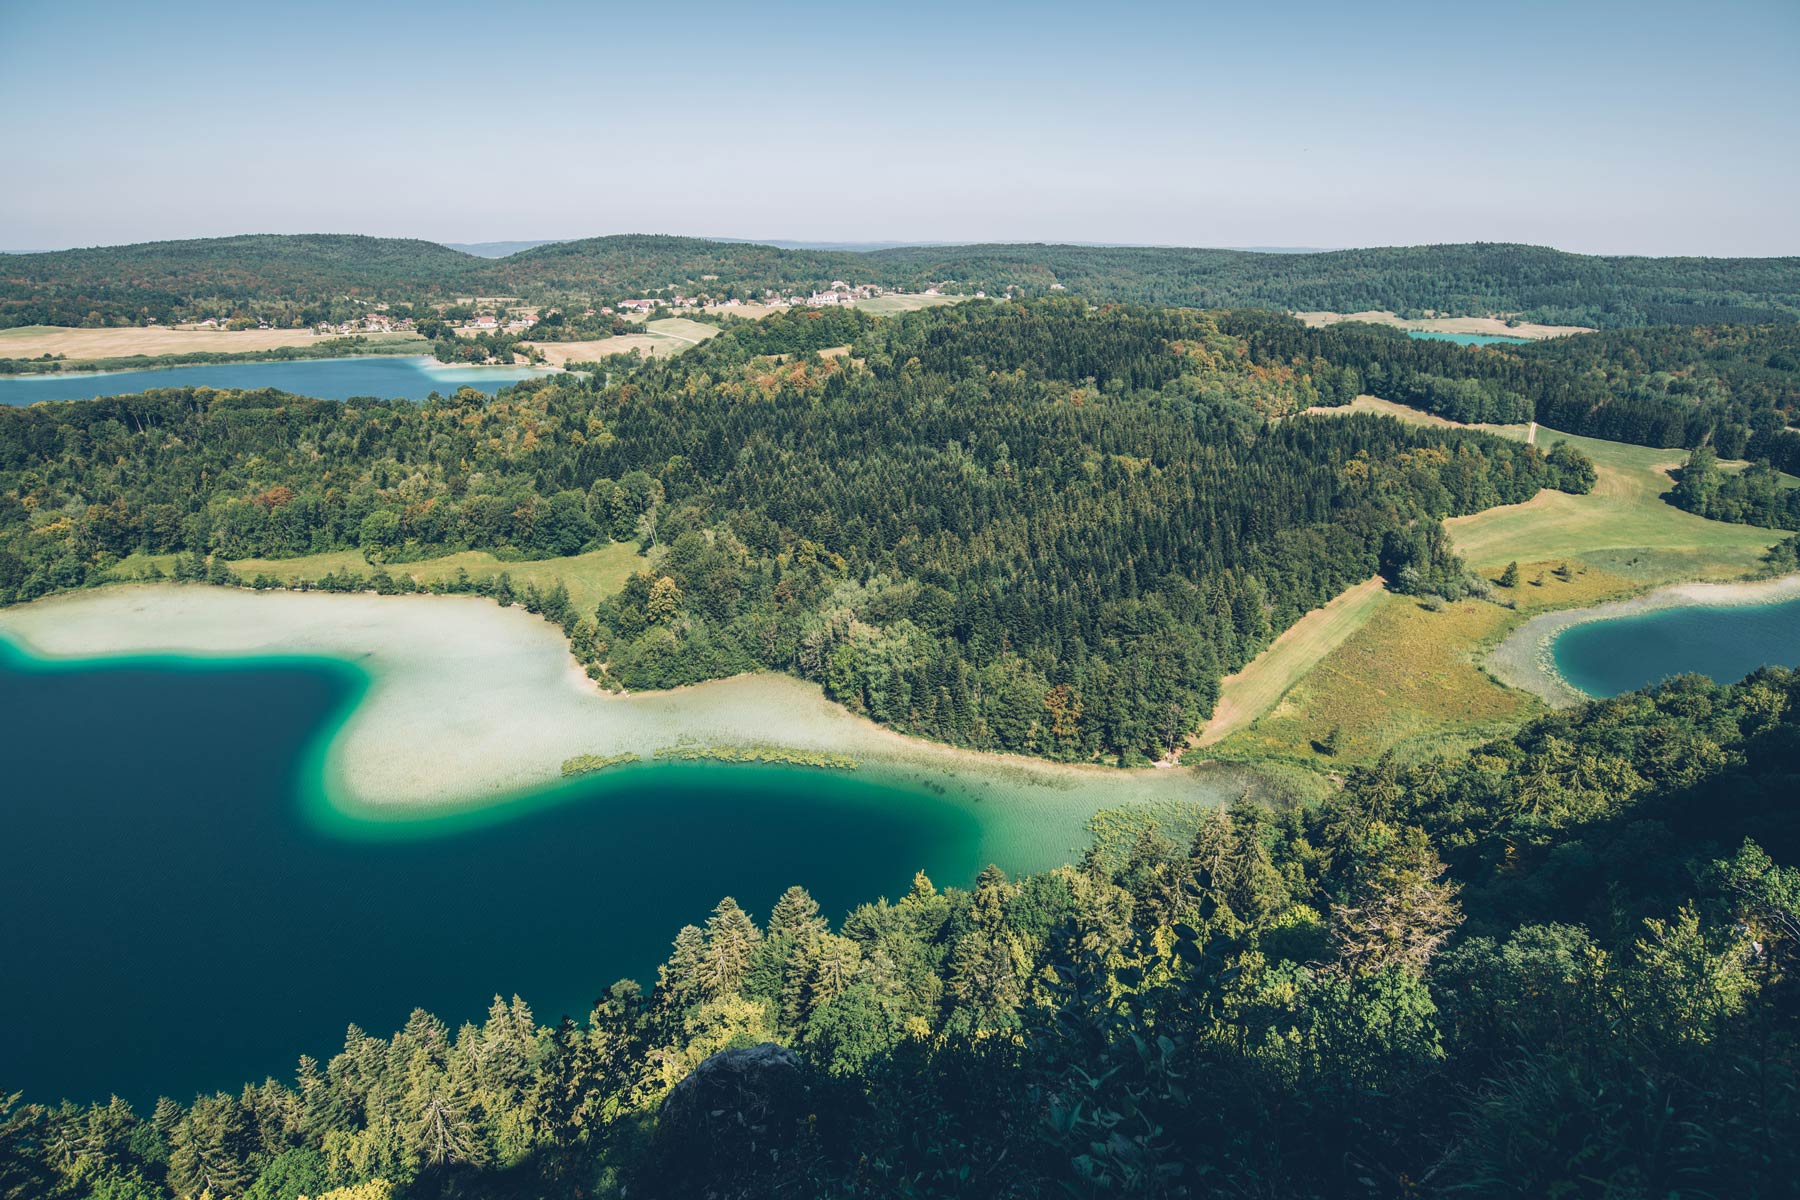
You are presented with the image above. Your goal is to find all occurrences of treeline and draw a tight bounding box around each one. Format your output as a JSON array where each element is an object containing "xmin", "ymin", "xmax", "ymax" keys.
[
  {"xmin": 0, "ymin": 301, "xmax": 1591, "ymax": 763},
  {"xmin": 7, "ymin": 234, "xmax": 1799, "ymax": 329},
  {"xmin": 5, "ymin": 667, "xmax": 1796, "ymax": 1198},
  {"xmin": 1219, "ymin": 311, "xmax": 1800, "ymax": 473},
  {"xmin": 1670, "ymin": 445, "xmax": 1800, "ymax": 530}
]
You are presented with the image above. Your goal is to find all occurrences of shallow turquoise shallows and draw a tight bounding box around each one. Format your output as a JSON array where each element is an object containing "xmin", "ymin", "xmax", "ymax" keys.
[
  {"xmin": 0, "ymin": 645, "xmax": 988, "ymax": 1108},
  {"xmin": 0, "ymin": 356, "xmax": 552, "ymax": 404},
  {"xmin": 1405, "ymin": 330, "xmax": 1532, "ymax": 346},
  {"xmin": 1551, "ymin": 597, "xmax": 1800, "ymax": 698}
]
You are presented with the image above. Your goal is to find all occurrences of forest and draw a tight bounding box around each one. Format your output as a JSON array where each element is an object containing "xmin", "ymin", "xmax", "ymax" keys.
[
  {"xmin": 3, "ymin": 663, "xmax": 1796, "ymax": 1198},
  {"xmin": 1219, "ymin": 312, "xmax": 1800, "ymax": 474},
  {"xmin": 6, "ymin": 234, "xmax": 1799, "ymax": 330},
  {"xmin": 0, "ymin": 300, "xmax": 1591, "ymax": 763},
  {"xmin": 1670, "ymin": 445, "xmax": 1800, "ymax": 530}
]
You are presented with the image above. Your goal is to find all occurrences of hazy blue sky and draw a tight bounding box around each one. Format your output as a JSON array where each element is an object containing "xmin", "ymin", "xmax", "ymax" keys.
[{"xmin": 2, "ymin": 0, "xmax": 1794, "ymax": 255}]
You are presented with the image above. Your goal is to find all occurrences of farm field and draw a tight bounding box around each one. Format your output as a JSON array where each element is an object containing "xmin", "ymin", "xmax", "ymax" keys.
[
  {"xmin": 117, "ymin": 542, "xmax": 653, "ymax": 616},
  {"xmin": 525, "ymin": 318, "xmax": 720, "ymax": 366},
  {"xmin": 853, "ymin": 293, "xmax": 964, "ymax": 315},
  {"xmin": 0, "ymin": 325, "xmax": 426, "ymax": 363}
]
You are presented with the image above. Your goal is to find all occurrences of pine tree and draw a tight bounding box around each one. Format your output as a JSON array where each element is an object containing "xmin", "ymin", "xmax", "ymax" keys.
[
  {"xmin": 699, "ymin": 898, "xmax": 762, "ymax": 999},
  {"xmin": 657, "ymin": 925, "xmax": 707, "ymax": 1006}
]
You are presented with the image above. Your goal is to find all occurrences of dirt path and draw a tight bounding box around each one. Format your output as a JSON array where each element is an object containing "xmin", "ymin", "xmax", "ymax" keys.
[{"xmin": 1165, "ymin": 576, "xmax": 1388, "ymax": 763}]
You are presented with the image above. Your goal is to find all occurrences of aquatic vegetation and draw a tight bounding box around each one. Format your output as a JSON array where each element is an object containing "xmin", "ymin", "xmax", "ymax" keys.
[
  {"xmin": 559, "ymin": 751, "xmax": 642, "ymax": 777},
  {"xmin": 652, "ymin": 744, "xmax": 859, "ymax": 770}
]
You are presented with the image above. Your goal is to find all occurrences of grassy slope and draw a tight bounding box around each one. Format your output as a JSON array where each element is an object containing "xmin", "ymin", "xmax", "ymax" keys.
[
  {"xmin": 1192, "ymin": 576, "xmax": 1387, "ymax": 749},
  {"xmin": 1447, "ymin": 429, "xmax": 1785, "ymax": 575},
  {"xmin": 524, "ymin": 317, "xmax": 720, "ymax": 366},
  {"xmin": 1205, "ymin": 399, "xmax": 1796, "ymax": 767}
]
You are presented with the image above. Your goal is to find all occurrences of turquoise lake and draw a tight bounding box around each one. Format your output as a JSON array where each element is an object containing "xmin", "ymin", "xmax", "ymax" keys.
[
  {"xmin": 1552, "ymin": 597, "xmax": 1800, "ymax": 697},
  {"xmin": 0, "ymin": 644, "xmax": 987, "ymax": 1108},
  {"xmin": 0, "ymin": 356, "xmax": 553, "ymax": 405},
  {"xmin": 1405, "ymin": 330, "xmax": 1532, "ymax": 346}
]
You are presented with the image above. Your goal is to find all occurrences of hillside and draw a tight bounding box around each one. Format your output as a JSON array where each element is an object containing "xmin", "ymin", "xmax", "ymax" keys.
[
  {"xmin": 865, "ymin": 241, "xmax": 1800, "ymax": 327},
  {"xmin": 7, "ymin": 234, "xmax": 1799, "ymax": 330},
  {"xmin": 0, "ymin": 234, "xmax": 485, "ymax": 326},
  {"xmin": 0, "ymin": 299, "xmax": 1592, "ymax": 764}
]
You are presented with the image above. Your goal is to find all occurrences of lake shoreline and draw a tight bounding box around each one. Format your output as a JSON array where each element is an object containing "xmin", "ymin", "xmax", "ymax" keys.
[
  {"xmin": 1486, "ymin": 573, "xmax": 1800, "ymax": 705},
  {"xmin": 0, "ymin": 584, "xmax": 1261, "ymax": 867}
]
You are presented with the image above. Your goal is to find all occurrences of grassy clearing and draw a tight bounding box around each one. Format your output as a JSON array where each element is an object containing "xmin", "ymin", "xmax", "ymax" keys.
[
  {"xmin": 853, "ymin": 294, "xmax": 965, "ymax": 316},
  {"xmin": 1291, "ymin": 310, "xmax": 1590, "ymax": 339},
  {"xmin": 117, "ymin": 542, "xmax": 653, "ymax": 615},
  {"xmin": 643, "ymin": 318, "xmax": 722, "ymax": 344},
  {"xmin": 1211, "ymin": 565, "xmax": 1639, "ymax": 766},
  {"xmin": 1208, "ymin": 398, "xmax": 1798, "ymax": 767},
  {"xmin": 1309, "ymin": 393, "xmax": 1532, "ymax": 440},
  {"xmin": 1446, "ymin": 427, "xmax": 1786, "ymax": 573},
  {"xmin": 1194, "ymin": 576, "xmax": 1387, "ymax": 749},
  {"xmin": 1309, "ymin": 396, "xmax": 1788, "ymax": 574},
  {"xmin": 526, "ymin": 319, "xmax": 719, "ymax": 367}
]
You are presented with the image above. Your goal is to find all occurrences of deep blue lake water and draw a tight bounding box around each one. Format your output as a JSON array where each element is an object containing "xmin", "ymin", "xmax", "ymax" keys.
[
  {"xmin": 0, "ymin": 644, "xmax": 983, "ymax": 1107},
  {"xmin": 1552, "ymin": 597, "xmax": 1800, "ymax": 697},
  {"xmin": 0, "ymin": 356, "xmax": 552, "ymax": 404}
]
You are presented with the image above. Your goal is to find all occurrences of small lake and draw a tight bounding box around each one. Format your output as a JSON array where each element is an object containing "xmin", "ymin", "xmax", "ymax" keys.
[
  {"xmin": 1406, "ymin": 330, "xmax": 1531, "ymax": 346},
  {"xmin": 0, "ymin": 356, "xmax": 554, "ymax": 405},
  {"xmin": 0, "ymin": 644, "xmax": 986, "ymax": 1107},
  {"xmin": 1552, "ymin": 597, "xmax": 1800, "ymax": 697}
]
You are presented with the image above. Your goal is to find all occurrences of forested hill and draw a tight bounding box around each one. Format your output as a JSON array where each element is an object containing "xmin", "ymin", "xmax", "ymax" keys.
[
  {"xmin": 6, "ymin": 233, "xmax": 1799, "ymax": 329},
  {"xmin": 865, "ymin": 241, "xmax": 1800, "ymax": 328},
  {"xmin": 0, "ymin": 234, "xmax": 487, "ymax": 325},
  {"xmin": 0, "ymin": 299, "xmax": 1591, "ymax": 764}
]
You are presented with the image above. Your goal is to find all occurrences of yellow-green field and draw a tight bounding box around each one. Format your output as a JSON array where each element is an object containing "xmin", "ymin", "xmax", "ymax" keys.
[
  {"xmin": 852, "ymin": 294, "xmax": 965, "ymax": 316},
  {"xmin": 526, "ymin": 318, "xmax": 720, "ymax": 366},
  {"xmin": 1204, "ymin": 397, "xmax": 1799, "ymax": 767},
  {"xmin": 119, "ymin": 542, "xmax": 653, "ymax": 616},
  {"xmin": 1210, "ymin": 565, "xmax": 1639, "ymax": 765},
  {"xmin": 1193, "ymin": 576, "xmax": 1386, "ymax": 749},
  {"xmin": 1446, "ymin": 428, "xmax": 1787, "ymax": 575}
]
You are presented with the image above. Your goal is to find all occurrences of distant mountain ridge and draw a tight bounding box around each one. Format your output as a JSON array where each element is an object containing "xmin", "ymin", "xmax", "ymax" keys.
[{"xmin": 3, "ymin": 233, "xmax": 1798, "ymax": 329}]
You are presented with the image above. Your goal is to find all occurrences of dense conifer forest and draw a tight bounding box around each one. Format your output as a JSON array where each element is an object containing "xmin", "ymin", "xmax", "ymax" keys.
[
  {"xmin": 4, "ymin": 665, "xmax": 1796, "ymax": 1198},
  {"xmin": 0, "ymin": 301, "xmax": 1591, "ymax": 762},
  {"xmin": 5, "ymin": 234, "xmax": 1798, "ymax": 329},
  {"xmin": 1220, "ymin": 313, "xmax": 1800, "ymax": 474}
]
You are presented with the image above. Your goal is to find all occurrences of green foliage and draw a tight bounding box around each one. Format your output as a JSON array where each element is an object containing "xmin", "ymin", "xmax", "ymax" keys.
[
  {"xmin": 1223, "ymin": 309, "xmax": 1800, "ymax": 472},
  {"xmin": 1671, "ymin": 444, "xmax": 1800, "ymax": 530}
]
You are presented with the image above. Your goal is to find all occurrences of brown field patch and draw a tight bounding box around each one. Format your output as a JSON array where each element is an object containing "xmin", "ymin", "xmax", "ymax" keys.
[{"xmin": 0, "ymin": 325, "xmax": 424, "ymax": 362}]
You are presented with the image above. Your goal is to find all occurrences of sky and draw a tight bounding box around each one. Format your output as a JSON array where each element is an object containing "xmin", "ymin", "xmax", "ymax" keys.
[{"xmin": 1, "ymin": 0, "xmax": 1795, "ymax": 256}]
